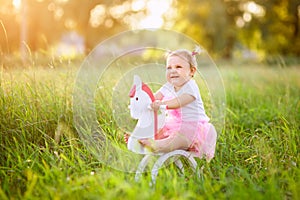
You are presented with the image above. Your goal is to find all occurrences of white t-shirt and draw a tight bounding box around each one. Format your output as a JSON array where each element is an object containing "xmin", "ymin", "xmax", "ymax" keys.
[{"xmin": 158, "ymin": 79, "xmax": 209, "ymax": 122}]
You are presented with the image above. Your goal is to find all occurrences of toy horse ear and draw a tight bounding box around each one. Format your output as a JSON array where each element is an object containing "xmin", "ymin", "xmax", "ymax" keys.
[
  {"xmin": 133, "ymin": 75, "xmax": 142, "ymax": 88},
  {"xmin": 129, "ymin": 75, "xmax": 142, "ymax": 98}
]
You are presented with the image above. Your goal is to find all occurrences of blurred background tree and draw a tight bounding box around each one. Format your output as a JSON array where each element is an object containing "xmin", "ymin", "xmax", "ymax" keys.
[{"xmin": 0, "ymin": 0, "xmax": 299, "ymax": 60}]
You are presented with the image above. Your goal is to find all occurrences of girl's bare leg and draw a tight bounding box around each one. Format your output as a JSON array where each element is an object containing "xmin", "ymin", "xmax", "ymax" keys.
[
  {"xmin": 139, "ymin": 132, "xmax": 192, "ymax": 153},
  {"xmin": 154, "ymin": 128, "xmax": 168, "ymax": 140}
]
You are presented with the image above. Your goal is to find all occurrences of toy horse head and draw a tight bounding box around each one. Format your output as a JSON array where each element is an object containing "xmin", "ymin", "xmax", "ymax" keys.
[
  {"xmin": 127, "ymin": 75, "xmax": 166, "ymax": 154},
  {"xmin": 129, "ymin": 75, "xmax": 155, "ymax": 120},
  {"xmin": 127, "ymin": 75, "xmax": 156, "ymax": 153}
]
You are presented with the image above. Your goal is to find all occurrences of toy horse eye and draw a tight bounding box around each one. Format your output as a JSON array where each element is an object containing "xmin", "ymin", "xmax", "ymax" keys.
[{"xmin": 135, "ymin": 97, "xmax": 138, "ymax": 101}]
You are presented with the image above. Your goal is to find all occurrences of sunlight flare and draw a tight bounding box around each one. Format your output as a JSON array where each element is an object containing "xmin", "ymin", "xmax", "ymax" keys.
[
  {"xmin": 135, "ymin": 0, "xmax": 173, "ymax": 29},
  {"xmin": 12, "ymin": 0, "xmax": 21, "ymax": 10}
]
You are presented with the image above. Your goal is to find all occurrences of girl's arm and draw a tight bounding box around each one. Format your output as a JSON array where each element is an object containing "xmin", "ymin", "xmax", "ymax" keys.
[
  {"xmin": 151, "ymin": 93, "xmax": 195, "ymax": 110},
  {"xmin": 163, "ymin": 94, "xmax": 195, "ymax": 109}
]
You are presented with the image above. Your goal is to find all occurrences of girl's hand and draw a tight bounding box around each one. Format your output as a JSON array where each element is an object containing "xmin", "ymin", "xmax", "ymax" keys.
[{"xmin": 151, "ymin": 100, "xmax": 164, "ymax": 111}]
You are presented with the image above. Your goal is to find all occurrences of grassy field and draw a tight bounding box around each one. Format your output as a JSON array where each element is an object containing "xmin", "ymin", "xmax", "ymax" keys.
[{"xmin": 0, "ymin": 58, "xmax": 299, "ymax": 199}]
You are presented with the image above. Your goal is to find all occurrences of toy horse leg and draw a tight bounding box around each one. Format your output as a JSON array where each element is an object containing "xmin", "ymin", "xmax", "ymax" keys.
[
  {"xmin": 174, "ymin": 159, "xmax": 184, "ymax": 175},
  {"xmin": 150, "ymin": 150, "xmax": 199, "ymax": 186},
  {"xmin": 135, "ymin": 154, "xmax": 153, "ymax": 182}
]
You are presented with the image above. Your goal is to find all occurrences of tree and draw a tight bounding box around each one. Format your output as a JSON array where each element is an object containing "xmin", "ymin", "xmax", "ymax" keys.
[
  {"xmin": 1, "ymin": 0, "xmax": 299, "ymax": 58},
  {"xmin": 172, "ymin": 0, "xmax": 231, "ymax": 58},
  {"xmin": 171, "ymin": 0, "xmax": 300, "ymax": 59}
]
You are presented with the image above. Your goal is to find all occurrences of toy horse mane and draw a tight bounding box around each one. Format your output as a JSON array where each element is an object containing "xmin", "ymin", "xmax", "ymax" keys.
[{"xmin": 129, "ymin": 83, "xmax": 155, "ymax": 102}]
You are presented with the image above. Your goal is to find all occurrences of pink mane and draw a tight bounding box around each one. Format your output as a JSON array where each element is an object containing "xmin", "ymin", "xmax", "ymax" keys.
[{"xmin": 129, "ymin": 83, "xmax": 155, "ymax": 102}]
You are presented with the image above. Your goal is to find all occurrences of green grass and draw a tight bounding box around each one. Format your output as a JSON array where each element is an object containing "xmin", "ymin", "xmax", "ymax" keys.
[{"xmin": 0, "ymin": 60, "xmax": 299, "ymax": 199}]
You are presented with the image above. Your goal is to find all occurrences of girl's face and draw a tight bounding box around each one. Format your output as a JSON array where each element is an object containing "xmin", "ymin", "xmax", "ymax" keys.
[{"xmin": 166, "ymin": 55, "xmax": 195, "ymax": 90}]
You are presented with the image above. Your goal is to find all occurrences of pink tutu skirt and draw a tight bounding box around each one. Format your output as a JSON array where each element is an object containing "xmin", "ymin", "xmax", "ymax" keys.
[{"xmin": 155, "ymin": 119, "xmax": 217, "ymax": 161}]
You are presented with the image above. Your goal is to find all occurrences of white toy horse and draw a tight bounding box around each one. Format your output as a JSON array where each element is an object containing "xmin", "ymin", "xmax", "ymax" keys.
[{"xmin": 127, "ymin": 75, "xmax": 166, "ymax": 154}]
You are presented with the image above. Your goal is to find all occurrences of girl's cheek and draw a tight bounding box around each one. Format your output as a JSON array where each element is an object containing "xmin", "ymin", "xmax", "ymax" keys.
[{"xmin": 176, "ymin": 69, "xmax": 182, "ymax": 73}]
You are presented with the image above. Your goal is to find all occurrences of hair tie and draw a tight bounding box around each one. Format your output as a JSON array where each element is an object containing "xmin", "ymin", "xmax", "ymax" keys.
[
  {"xmin": 192, "ymin": 51, "xmax": 198, "ymax": 56},
  {"xmin": 192, "ymin": 45, "xmax": 203, "ymax": 56}
]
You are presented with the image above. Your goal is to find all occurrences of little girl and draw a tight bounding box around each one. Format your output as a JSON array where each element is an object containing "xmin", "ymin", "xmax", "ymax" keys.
[{"xmin": 128, "ymin": 48, "xmax": 217, "ymax": 161}]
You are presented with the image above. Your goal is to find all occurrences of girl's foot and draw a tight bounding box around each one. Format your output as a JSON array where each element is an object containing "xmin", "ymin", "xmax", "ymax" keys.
[{"xmin": 139, "ymin": 138, "xmax": 156, "ymax": 152}]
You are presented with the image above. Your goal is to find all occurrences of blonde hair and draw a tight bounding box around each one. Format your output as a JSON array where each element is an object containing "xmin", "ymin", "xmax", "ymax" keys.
[{"xmin": 166, "ymin": 47, "xmax": 201, "ymax": 68}]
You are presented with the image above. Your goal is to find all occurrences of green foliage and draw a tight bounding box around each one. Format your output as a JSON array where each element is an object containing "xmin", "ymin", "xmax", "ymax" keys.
[
  {"xmin": 1, "ymin": 0, "xmax": 299, "ymax": 59},
  {"xmin": 237, "ymin": 0, "xmax": 300, "ymax": 58},
  {"xmin": 0, "ymin": 58, "xmax": 299, "ymax": 199},
  {"xmin": 172, "ymin": 0, "xmax": 300, "ymax": 58}
]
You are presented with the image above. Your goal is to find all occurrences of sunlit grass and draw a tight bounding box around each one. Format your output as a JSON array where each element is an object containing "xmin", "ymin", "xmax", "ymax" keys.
[{"xmin": 0, "ymin": 58, "xmax": 299, "ymax": 199}]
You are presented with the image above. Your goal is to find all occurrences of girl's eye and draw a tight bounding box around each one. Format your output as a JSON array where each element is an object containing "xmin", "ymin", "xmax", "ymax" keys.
[
  {"xmin": 135, "ymin": 97, "xmax": 138, "ymax": 101},
  {"xmin": 176, "ymin": 65, "xmax": 182, "ymax": 69}
]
